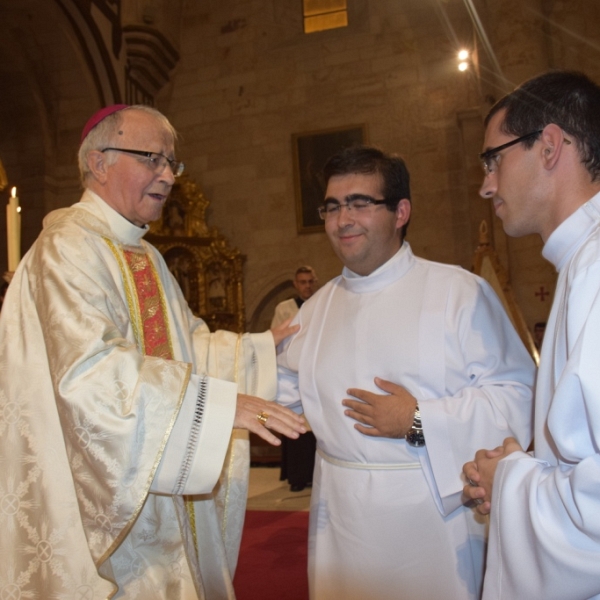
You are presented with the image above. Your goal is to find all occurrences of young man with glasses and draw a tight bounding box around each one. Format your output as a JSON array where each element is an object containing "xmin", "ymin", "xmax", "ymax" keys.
[
  {"xmin": 464, "ymin": 70, "xmax": 600, "ymax": 600},
  {"xmin": 0, "ymin": 104, "xmax": 306, "ymax": 599},
  {"xmin": 277, "ymin": 144, "xmax": 534, "ymax": 599}
]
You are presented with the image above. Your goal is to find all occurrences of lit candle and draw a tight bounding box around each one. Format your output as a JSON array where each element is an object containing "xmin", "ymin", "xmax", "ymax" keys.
[{"xmin": 6, "ymin": 186, "xmax": 21, "ymax": 272}]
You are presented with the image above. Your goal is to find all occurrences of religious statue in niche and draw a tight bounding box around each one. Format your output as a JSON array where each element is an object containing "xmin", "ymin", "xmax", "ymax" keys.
[
  {"xmin": 163, "ymin": 202, "xmax": 186, "ymax": 235},
  {"xmin": 207, "ymin": 262, "xmax": 227, "ymax": 311},
  {"xmin": 146, "ymin": 176, "xmax": 246, "ymax": 333}
]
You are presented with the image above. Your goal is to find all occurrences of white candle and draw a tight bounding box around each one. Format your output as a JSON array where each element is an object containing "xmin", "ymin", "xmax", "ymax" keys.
[{"xmin": 6, "ymin": 186, "xmax": 21, "ymax": 272}]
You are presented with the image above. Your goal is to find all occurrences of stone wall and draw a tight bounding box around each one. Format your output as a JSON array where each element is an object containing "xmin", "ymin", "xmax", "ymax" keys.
[
  {"xmin": 2, "ymin": 0, "xmax": 600, "ymax": 335},
  {"xmin": 165, "ymin": 0, "xmax": 485, "ymax": 329}
]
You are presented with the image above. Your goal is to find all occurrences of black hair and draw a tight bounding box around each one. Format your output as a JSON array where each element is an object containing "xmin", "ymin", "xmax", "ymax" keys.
[
  {"xmin": 323, "ymin": 145, "xmax": 411, "ymax": 237},
  {"xmin": 486, "ymin": 70, "xmax": 600, "ymax": 181}
]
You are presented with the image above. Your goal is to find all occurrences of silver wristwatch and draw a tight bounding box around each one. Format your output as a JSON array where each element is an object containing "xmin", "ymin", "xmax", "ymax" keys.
[{"xmin": 405, "ymin": 403, "xmax": 425, "ymax": 447}]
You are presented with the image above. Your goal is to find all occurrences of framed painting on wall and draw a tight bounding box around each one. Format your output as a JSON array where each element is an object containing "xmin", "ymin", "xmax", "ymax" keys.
[{"xmin": 292, "ymin": 124, "xmax": 366, "ymax": 233}]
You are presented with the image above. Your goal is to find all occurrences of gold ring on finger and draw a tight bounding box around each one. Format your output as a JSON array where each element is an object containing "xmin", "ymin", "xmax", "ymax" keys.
[{"xmin": 256, "ymin": 411, "xmax": 269, "ymax": 426}]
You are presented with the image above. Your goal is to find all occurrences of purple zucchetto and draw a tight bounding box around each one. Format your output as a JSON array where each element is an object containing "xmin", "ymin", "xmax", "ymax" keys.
[{"xmin": 80, "ymin": 104, "xmax": 129, "ymax": 143}]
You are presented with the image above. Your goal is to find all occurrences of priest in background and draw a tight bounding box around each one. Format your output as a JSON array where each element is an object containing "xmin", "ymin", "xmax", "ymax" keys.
[
  {"xmin": 0, "ymin": 104, "xmax": 305, "ymax": 599},
  {"xmin": 272, "ymin": 265, "xmax": 318, "ymax": 492},
  {"xmin": 277, "ymin": 145, "xmax": 535, "ymax": 599},
  {"xmin": 271, "ymin": 265, "xmax": 318, "ymax": 327}
]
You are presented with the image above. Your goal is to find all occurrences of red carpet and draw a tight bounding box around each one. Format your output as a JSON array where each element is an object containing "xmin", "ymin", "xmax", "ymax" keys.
[{"xmin": 233, "ymin": 510, "xmax": 309, "ymax": 600}]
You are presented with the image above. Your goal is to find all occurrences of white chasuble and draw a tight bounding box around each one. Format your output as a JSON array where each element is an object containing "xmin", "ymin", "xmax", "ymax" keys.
[
  {"xmin": 484, "ymin": 191, "xmax": 600, "ymax": 600},
  {"xmin": 0, "ymin": 190, "xmax": 276, "ymax": 599},
  {"xmin": 277, "ymin": 243, "xmax": 534, "ymax": 600}
]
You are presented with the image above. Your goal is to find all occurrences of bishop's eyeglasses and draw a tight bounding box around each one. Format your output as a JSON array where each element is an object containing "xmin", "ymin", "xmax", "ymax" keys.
[
  {"xmin": 318, "ymin": 194, "xmax": 391, "ymax": 220},
  {"xmin": 101, "ymin": 147, "xmax": 185, "ymax": 178}
]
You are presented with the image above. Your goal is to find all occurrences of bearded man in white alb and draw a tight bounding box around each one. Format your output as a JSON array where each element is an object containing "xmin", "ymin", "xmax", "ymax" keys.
[
  {"xmin": 0, "ymin": 104, "xmax": 305, "ymax": 599},
  {"xmin": 277, "ymin": 145, "xmax": 534, "ymax": 599}
]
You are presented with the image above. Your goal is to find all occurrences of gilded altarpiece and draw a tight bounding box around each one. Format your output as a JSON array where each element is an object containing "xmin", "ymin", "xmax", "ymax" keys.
[{"xmin": 146, "ymin": 177, "xmax": 246, "ymax": 333}]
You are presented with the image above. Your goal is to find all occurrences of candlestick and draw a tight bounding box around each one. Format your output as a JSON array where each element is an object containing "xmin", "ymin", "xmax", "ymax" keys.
[{"xmin": 6, "ymin": 186, "xmax": 21, "ymax": 272}]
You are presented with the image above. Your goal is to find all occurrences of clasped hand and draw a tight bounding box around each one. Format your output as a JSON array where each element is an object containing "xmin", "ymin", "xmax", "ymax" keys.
[
  {"xmin": 462, "ymin": 437, "xmax": 523, "ymax": 515},
  {"xmin": 342, "ymin": 377, "xmax": 417, "ymax": 438}
]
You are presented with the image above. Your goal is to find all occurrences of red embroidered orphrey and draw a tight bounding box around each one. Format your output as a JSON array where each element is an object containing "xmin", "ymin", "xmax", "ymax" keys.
[{"xmin": 124, "ymin": 249, "xmax": 173, "ymax": 359}]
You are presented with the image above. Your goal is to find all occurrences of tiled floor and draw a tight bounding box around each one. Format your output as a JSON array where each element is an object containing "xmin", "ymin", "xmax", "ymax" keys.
[{"xmin": 246, "ymin": 466, "xmax": 311, "ymax": 512}]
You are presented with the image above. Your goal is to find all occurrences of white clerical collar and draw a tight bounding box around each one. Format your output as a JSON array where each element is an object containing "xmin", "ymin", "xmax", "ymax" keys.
[
  {"xmin": 543, "ymin": 190, "xmax": 600, "ymax": 271},
  {"xmin": 341, "ymin": 242, "xmax": 415, "ymax": 293},
  {"xmin": 83, "ymin": 189, "xmax": 149, "ymax": 246}
]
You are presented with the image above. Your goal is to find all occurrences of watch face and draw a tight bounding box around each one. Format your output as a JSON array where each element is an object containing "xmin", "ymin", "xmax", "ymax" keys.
[{"xmin": 406, "ymin": 428, "xmax": 425, "ymax": 447}]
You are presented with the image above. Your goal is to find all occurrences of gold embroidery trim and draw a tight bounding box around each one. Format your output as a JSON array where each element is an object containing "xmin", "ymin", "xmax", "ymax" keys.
[
  {"xmin": 186, "ymin": 496, "xmax": 198, "ymax": 555},
  {"xmin": 97, "ymin": 362, "xmax": 193, "ymax": 569},
  {"xmin": 98, "ymin": 238, "xmax": 192, "ymax": 568},
  {"xmin": 220, "ymin": 333, "xmax": 244, "ymax": 540},
  {"xmin": 104, "ymin": 238, "xmax": 145, "ymax": 354},
  {"xmin": 234, "ymin": 333, "xmax": 242, "ymax": 383}
]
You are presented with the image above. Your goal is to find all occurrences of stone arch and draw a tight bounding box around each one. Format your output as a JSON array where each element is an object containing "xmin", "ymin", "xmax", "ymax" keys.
[
  {"xmin": 0, "ymin": 0, "xmax": 108, "ymax": 268},
  {"xmin": 248, "ymin": 280, "xmax": 295, "ymax": 333},
  {"xmin": 55, "ymin": 0, "xmax": 124, "ymax": 106}
]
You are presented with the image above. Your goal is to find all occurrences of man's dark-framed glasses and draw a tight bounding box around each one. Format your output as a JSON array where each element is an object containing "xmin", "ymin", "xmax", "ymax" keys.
[
  {"xmin": 479, "ymin": 130, "xmax": 542, "ymax": 175},
  {"xmin": 101, "ymin": 147, "xmax": 185, "ymax": 177},
  {"xmin": 318, "ymin": 194, "xmax": 390, "ymax": 220}
]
